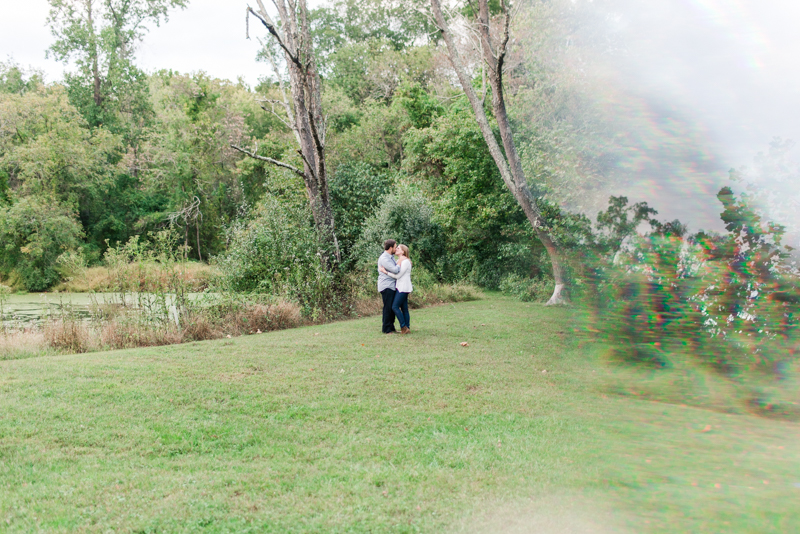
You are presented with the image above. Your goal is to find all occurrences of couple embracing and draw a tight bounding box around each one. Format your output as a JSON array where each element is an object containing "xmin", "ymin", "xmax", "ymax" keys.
[{"xmin": 377, "ymin": 239, "xmax": 413, "ymax": 335}]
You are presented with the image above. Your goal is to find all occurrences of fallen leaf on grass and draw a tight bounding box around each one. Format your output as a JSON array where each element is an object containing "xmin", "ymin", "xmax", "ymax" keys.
[
  {"xmin": 541, "ymin": 370, "xmax": 547, "ymax": 374},
  {"xmin": 460, "ymin": 342, "xmax": 469, "ymax": 347},
  {"xmin": 701, "ymin": 425, "xmax": 712, "ymax": 433}
]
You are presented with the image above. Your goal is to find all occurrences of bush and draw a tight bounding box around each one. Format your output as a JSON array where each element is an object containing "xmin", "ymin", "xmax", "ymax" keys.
[
  {"xmin": 499, "ymin": 274, "xmax": 555, "ymax": 303},
  {"xmin": 353, "ymin": 184, "xmax": 445, "ymax": 274},
  {"xmin": 215, "ymin": 196, "xmax": 336, "ymax": 316},
  {"xmin": 582, "ymin": 188, "xmax": 800, "ymax": 412},
  {"xmin": 0, "ymin": 197, "xmax": 84, "ymax": 291}
]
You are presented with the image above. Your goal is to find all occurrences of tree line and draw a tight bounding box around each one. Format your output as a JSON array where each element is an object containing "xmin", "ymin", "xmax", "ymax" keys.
[{"xmin": 2, "ymin": 0, "xmax": 622, "ymax": 293}]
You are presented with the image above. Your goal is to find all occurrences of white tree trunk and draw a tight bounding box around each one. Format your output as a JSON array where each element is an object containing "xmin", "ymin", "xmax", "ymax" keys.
[{"xmin": 430, "ymin": 0, "xmax": 569, "ymax": 304}]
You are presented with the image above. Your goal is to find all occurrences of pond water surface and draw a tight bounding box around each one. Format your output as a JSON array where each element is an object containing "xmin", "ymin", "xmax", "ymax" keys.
[{"xmin": 0, "ymin": 293, "xmax": 204, "ymax": 324}]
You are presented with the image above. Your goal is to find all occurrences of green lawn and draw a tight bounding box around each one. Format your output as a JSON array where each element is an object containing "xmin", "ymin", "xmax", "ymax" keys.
[{"xmin": 1, "ymin": 295, "xmax": 798, "ymax": 532}]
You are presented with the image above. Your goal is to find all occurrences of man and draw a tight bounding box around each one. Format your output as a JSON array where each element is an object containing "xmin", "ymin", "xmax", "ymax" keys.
[{"xmin": 377, "ymin": 239, "xmax": 400, "ymax": 334}]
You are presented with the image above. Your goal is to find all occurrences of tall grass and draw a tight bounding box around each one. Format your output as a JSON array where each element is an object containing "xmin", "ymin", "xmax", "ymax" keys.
[
  {"xmin": 0, "ymin": 249, "xmax": 481, "ymax": 359},
  {"xmin": 53, "ymin": 263, "xmax": 214, "ymax": 293}
]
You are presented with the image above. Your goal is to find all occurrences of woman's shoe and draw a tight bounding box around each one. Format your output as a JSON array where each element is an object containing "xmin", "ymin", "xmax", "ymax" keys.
[{"xmin": 401, "ymin": 327, "xmax": 410, "ymax": 334}]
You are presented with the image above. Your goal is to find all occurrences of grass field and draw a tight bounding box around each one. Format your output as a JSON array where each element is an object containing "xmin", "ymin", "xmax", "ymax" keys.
[{"xmin": 1, "ymin": 295, "xmax": 798, "ymax": 532}]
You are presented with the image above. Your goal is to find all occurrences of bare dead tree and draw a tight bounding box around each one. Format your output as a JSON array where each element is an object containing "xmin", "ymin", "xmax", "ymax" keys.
[
  {"xmin": 429, "ymin": 0, "xmax": 569, "ymax": 304},
  {"xmin": 168, "ymin": 196, "xmax": 203, "ymax": 261},
  {"xmin": 233, "ymin": 0, "xmax": 340, "ymax": 266}
]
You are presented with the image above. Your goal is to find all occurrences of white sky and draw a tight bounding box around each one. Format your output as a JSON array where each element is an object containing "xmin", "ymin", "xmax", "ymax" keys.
[
  {"xmin": 0, "ymin": 0, "xmax": 323, "ymax": 88},
  {"xmin": 612, "ymin": 0, "xmax": 800, "ymax": 167}
]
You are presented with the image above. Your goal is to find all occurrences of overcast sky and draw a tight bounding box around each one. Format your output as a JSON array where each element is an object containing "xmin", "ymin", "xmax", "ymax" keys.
[
  {"xmin": 611, "ymin": 0, "xmax": 800, "ymax": 165},
  {"xmin": 0, "ymin": 0, "xmax": 325, "ymax": 88}
]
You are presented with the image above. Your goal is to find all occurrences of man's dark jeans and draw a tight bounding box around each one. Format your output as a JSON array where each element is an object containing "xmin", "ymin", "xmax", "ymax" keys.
[{"xmin": 380, "ymin": 288, "xmax": 397, "ymax": 333}]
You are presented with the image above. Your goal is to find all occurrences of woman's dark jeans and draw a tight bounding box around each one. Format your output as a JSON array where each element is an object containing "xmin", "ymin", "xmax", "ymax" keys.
[{"xmin": 392, "ymin": 291, "xmax": 410, "ymax": 329}]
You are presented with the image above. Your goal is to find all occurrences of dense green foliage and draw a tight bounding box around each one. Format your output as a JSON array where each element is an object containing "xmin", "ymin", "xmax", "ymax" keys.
[
  {"xmin": 328, "ymin": 162, "xmax": 394, "ymax": 265},
  {"xmin": 354, "ymin": 185, "xmax": 444, "ymax": 273},
  {"xmin": 578, "ymin": 190, "xmax": 799, "ymax": 410},
  {"xmin": 215, "ymin": 196, "xmax": 332, "ymax": 312},
  {"xmin": 404, "ymin": 102, "xmax": 540, "ymax": 287},
  {"xmin": 0, "ymin": 196, "xmax": 84, "ymax": 291}
]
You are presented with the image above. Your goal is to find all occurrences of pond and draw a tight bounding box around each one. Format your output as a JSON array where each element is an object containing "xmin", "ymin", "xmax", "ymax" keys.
[
  {"xmin": 0, "ymin": 293, "xmax": 97, "ymax": 324},
  {"xmin": 0, "ymin": 293, "xmax": 205, "ymax": 325}
]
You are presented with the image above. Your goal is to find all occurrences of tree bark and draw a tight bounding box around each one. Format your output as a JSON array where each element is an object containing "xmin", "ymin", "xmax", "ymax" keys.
[
  {"xmin": 196, "ymin": 221, "xmax": 202, "ymax": 262},
  {"xmin": 429, "ymin": 0, "xmax": 568, "ymax": 304},
  {"xmin": 242, "ymin": 0, "xmax": 340, "ymax": 267},
  {"xmin": 86, "ymin": 0, "xmax": 103, "ymax": 108}
]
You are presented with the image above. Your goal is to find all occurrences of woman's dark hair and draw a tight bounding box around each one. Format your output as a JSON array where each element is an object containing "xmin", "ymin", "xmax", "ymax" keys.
[{"xmin": 383, "ymin": 239, "xmax": 397, "ymax": 251}]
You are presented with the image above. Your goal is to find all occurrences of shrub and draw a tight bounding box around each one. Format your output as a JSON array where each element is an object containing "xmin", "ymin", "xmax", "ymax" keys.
[
  {"xmin": 0, "ymin": 197, "xmax": 84, "ymax": 291},
  {"xmin": 353, "ymin": 184, "xmax": 445, "ymax": 274},
  {"xmin": 499, "ymin": 274, "xmax": 555, "ymax": 303},
  {"xmin": 215, "ymin": 196, "xmax": 336, "ymax": 316},
  {"xmin": 55, "ymin": 249, "xmax": 88, "ymax": 283},
  {"xmin": 583, "ymin": 188, "xmax": 800, "ymax": 401}
]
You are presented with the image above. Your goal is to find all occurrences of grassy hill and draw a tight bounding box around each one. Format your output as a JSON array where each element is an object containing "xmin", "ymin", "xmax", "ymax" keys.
[{"xmin": 1, "ymin": 295, "xmax": 798, "ymax": 532}]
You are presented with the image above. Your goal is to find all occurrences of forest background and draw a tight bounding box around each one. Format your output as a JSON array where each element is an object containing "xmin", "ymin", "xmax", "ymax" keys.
[{"xmin": 1, "ymin": 0, "xmax": 799, "ymax": 413}]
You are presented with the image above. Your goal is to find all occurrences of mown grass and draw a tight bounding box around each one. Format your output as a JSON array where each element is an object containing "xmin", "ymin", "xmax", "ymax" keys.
[{"xmin": 1, "ymin": 295, "xmax": 798, "ymax": 532}]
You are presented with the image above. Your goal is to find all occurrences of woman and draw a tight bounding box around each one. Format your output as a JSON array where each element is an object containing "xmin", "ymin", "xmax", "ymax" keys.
[{"xmin": 379, "ymin": 244, "xmax": 413, "ymax": 334}]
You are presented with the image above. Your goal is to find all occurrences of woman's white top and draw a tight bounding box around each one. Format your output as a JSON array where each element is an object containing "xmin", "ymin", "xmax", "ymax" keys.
[{"xmin": 387, "ymin": 259, "xmax": 413, "ymax": 293}]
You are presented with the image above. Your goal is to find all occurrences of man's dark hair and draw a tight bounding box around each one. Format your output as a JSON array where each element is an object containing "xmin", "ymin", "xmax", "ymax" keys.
[{"xmin": 383, "ymin": 239, "xmax": 397, "ymax": 251}]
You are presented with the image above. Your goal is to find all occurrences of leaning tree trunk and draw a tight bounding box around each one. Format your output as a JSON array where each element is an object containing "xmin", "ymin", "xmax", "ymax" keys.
[
  {"xmin": 233, "ymin": 0, "xmax": 340, "ymax": 267},
  {"xmin": 430, "ymin": 0, "xmax": 568, "ymax": 304}
]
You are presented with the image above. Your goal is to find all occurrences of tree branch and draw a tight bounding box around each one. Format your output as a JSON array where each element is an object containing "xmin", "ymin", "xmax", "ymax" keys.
[
  {"xmin": 497, "ymin": 0, "xmax": 510, "ymax": 72},
  {"xmin": 248, "ymin": 4, "xmax": 303, "ymax": 71},
  {"xmin": 257, "ymin": 98, "xmax": 293, "ymax": 130},
  {"xmin": 231, "ymin": 144, "xmax": 305, "ymax": 177},
  {"xmin": 260, "ymin": 37, "xmax": 301, "ymax": 145},
  {"xmin": 296, "ymin": 149, "xmax": 315, "ymax": 178}
]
